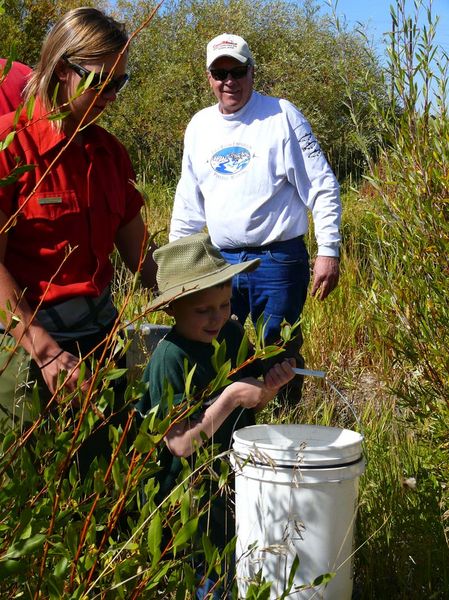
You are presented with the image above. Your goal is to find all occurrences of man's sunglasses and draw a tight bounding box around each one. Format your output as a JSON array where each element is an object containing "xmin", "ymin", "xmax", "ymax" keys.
[
  {"xmin": 62, "ymin": 56, "xmax": 129, "ymax": 94},
  {"xmin": 209, "ymin": 65, "xmax": 250, "ymax": 81}
]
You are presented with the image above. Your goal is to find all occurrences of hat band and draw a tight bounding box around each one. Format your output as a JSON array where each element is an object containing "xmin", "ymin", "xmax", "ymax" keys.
[{"xmin": 157, "ymin": 263, "xmax": 234, "ymax": 297}]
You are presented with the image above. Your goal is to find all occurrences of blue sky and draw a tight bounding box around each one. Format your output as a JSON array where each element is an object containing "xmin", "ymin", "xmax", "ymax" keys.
[
  {"xmin": 319, "ymin": 0, "xmax": 449, "ymax": 57},
  {"xmin": 315, "ymin": 0, "xmax": 448, "ymax": 108}
]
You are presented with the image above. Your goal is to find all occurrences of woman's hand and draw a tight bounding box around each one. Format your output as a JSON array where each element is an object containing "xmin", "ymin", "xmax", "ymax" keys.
[{"xmin": 39, "ymin": 349, "xmax": 92, "ymax": 395}]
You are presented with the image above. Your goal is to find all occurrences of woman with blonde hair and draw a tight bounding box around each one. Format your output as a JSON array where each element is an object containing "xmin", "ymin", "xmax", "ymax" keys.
[{"xmin": 0, "ymin": 7, "xmax": 156, "ymax": 471}]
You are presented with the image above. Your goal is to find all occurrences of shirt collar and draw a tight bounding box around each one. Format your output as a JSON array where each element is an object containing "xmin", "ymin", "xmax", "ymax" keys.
[
  {"xmin": 29, "ymin": 97, "xmax": 111, "ymax": 157},
  {"xmin": 218, "ymin": 90, "xmax": 257, "ymax": 121}
]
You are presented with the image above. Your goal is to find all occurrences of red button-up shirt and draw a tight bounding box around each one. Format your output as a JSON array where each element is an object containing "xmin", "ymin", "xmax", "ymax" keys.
[
  {"xmin": 0, "ymin": 99, "xmax": 143, "ymax": 308},
  {"xmin": 0, "ymin": 59, "xmax": 32, "ymax": 116}
]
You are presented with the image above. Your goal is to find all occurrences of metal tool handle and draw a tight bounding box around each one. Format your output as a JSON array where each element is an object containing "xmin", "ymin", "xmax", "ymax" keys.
[{"xmin": 293, "ymin": 367, "xmax": 326, "ymax": 378}]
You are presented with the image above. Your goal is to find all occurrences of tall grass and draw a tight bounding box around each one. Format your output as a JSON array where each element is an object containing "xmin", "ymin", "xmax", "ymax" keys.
[
  {"xmin": 117, "ymin": 2, "xmax": 449, "ymax": 596},
  {"xmin": 295, "ymin": 1, "xmax": 449, "ymax": 597}
]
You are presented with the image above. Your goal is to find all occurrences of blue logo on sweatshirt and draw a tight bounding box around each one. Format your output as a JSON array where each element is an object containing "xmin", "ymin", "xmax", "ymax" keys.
[{"xmin": 210, "ymin": 146, "xmax": 251, "ymax": 175}]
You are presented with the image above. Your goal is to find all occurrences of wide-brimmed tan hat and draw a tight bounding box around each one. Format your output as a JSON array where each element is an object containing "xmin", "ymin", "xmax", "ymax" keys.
[{"xmin": 148, "ymin": 232, "xmax": 260, "ymax": 310}]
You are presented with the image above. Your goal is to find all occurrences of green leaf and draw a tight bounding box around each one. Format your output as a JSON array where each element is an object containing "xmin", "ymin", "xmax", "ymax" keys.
[
  {"xmin": 183, "ymin": 361, "xmax": 197, "ymax": 398},
  {"xmin": 236, "ymin": 331, "xmax": 250, "ymax": 366},
  {"xmin": 211, "ymin": 338, "xmax": 227, "ymax": 372},
  {"xmin": 140, "ymin": 404, "xmax": 160, "ymax": 432},
  {"xmin": 172, "ymin": 517, "xmax": 198, "ymax": 550},
  {"xmin": 180, "ymin": 490, "xmax": 191, "ymax": 524},
  {"xmin": 175, "ymin": 581, "xmax": 188, "ymax": 600},
  {"xmin": 2, "ymin": 431, "xmax": 16, "ymax": 453},
  {"xmin": 68, "ymin": 463, "xmax": 78, "ymax": 487},
  {"xmin": 4, "ymin": 533, "xmax": 46, "ymax": 559},
  {"xmin": 253, "ymin": 313, "xmax": 267, "ymax": 353},
  {"xmin": 147, "ymin": 511, "xmax": 162, "ymax": 565},
  {"xmin": 104, "ymin": 368, "xmax": 127, "ymax": 381},
  {"xmin": 311, "ymin": 572, "xmax": 335, "ymax": 586},
  {"xmin": 218, "ymin": 459, "xmax": 230, "ymax": 489},
  {"xmin": 12, "ymin": 105, "xmax": 22, "ymax": 127},
  {"xmin": 93, "ymin": 469, "xmax": 106, "ymax": 494},
  {"xmin": 0, "ymin": 559, "xmax": 22, "ymax": 577},
  {"xmin": 201, "ymin": 532, "xmax": 214, "ymax": 566},
  {"xmin": 258, "ymin": 345, "xmax": 284, "ymax": 361},
  {"xmin": 207, "ymin": 360, "xmax": 232, "ymax": 395},
  {"xmin": 46, "ymin": 574, "xmax": 64, "ymax": 597},
  {"xmin": 246, "ymin": 578, "xmax": 272, "ymax": 599},
  {"xmin": 144, "ymin": 561, "xmax": 171, "ymax": 589},
  {"xmin": 183, "ymin": 561, "xmax": 196, "ymax": 590},
  {"xmin": 54, "ymin": 556, "xmax": 69, "ymax": 579},
  {"xmin": 0, "ymin": 131, "xmax": 15, "ymax": 151},
  {"xmin": 29, "ymin": 382, "xmax": 41, "ymax": 420},
  {"xmin": 133, "ymin": 431, "xmax": 153, "ymax": 454},
  {"xmin": 18, "ymin": 507, "xmax": 32, "ymax": 539},
  {"xmin": 47, "ymin": 110, "xmax": 71, "ymax": 121},
  {"xmin": 111, "ymin": 459, "xmax": 124, "ymax": 490},
  {"xmin": 0, "ymin": 163, "xmax": 36, "ymax": 188},
  {"xmin": 65, "ymin": 522, "xmax": 79, "ymax": 556},
  {"xmin": 26, "ymin": 95, "xmax": 36, "ymax": 120},
  {"xmin": 279, "ymin": 555, "xmax": 300, "ymax": 599}
]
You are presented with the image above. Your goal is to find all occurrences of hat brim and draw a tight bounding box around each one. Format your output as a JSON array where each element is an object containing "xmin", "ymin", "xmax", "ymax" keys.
[
  {"xmin": 207, "ymin": 52, "xmax": 249, "ymax": 68},
  {"xmin": 147, "ymin": 257, "xmax": 260, "ymax": 311}
]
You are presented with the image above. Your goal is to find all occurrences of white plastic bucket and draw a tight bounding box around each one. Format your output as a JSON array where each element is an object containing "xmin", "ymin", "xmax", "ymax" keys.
[{"xmin": 231, "ymin": 424, "xmax": 365, "ymax": 599}]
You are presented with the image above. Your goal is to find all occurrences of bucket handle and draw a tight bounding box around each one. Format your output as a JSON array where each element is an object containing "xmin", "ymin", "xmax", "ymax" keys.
[
  {"xmin": 293, "ymin": 368, "xmax": 365, "ymax": 440},
  {"xmin": 229, "ymin": 368, "xmax": 366, "ymax": 461}
]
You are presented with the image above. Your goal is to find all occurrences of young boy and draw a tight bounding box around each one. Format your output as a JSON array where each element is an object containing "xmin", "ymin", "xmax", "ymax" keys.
[{"xmin": 136, "ymin": 232, "xmax": 295, "ymax": 588}]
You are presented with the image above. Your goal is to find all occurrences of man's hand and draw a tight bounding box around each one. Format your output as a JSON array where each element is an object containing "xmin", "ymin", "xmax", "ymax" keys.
[{"xmin": 310, "ymin": 256, "xmax": 340, "ymax": 301}]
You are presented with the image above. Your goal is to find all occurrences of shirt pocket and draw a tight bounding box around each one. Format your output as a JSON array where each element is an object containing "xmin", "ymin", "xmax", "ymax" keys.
[{"xmin": 18, "ymin": 190, "xmax": 80, "ymax": 221}]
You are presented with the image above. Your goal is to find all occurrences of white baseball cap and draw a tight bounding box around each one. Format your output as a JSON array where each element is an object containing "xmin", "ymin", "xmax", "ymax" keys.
[{"xmin": 206, "ymin": 33, "xmax": 253, "ymax": 69}]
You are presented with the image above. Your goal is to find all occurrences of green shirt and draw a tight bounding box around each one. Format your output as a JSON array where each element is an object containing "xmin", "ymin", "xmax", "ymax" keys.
[{"xmin": 139, "ymin": 319, "xmax": 260, "ymax": 549}]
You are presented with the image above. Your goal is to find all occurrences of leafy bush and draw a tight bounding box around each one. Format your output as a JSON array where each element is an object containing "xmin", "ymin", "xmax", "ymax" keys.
[
  {"xmin": 0, "ymin": 0, "xmax": 101, "ymax": 66},
  {"xmin": 0, "ymin": 319, "xmax": 300, "ymax": 599},
  {"xmin": 105, "ymin": 0, "xmax": 387, "ymax": 183},
  {"xmin": 332, "ymin": 0, "xmax": 449, "ymax": 595}
]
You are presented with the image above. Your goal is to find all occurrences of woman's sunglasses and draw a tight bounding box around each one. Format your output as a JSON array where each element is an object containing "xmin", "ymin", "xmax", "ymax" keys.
[
  {"xmin": 62, "ymin": 56, "xmax": 129, "ymax": 94},
  {"xmin": 209, "ymin": 65, "xmax": 250, "ymax": 81}
]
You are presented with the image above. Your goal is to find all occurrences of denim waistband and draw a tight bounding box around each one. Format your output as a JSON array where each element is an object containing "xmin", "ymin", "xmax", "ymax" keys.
[{"xmin": 221, "ymin": 235, "xmax": 304, "ymax": 254}]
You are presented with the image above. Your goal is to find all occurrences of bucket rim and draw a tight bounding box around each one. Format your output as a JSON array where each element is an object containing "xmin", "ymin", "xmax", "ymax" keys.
[
  {"xmin": 232, "ymin": 423, "xmax": 364, "ymax": 450},
  {"xmin": 232, "ymin": 423, "xmax": 364, "ymax": 466}
]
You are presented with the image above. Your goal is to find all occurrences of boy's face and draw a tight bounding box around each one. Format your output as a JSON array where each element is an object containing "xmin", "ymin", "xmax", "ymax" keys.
[{"xmin": 167, "ymin": 283, "xmax": 232, "ymax": 343}]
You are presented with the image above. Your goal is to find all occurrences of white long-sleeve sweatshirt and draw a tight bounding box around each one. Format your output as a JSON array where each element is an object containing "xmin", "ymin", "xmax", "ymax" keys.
[{"xmin": 170, "ymin": 91, "xmax": 341, "ymax": 257}]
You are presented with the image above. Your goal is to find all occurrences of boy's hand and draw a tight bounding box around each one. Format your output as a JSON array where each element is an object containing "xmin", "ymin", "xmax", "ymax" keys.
[
  {"xmin": 226, "ymin": 378, "xmax": 272, "ymax": 410},
  {"xmin": 264, "ymin": 358, "xmax": 296, "ymax": 391},
  {"xmin": 225, "ymin": 359, "xmax": 296, "ymax": 412}
]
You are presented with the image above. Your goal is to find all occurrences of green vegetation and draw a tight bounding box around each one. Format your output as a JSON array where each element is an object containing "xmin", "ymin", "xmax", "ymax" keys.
[
  {"xmin": 1, "ymin": 0, "xmax": 448, "ymax": 598},
  {"xmin": 0, "ymin": 0, "xmax": 101, "ymax": 65},
  {"xmin": 106, "ymin": 0, "xmax": 388, "ymax": 182}
]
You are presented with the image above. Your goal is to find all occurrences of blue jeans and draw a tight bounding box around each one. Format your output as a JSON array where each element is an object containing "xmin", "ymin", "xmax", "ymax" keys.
[
  {"xmin": 221, "ymin": 237, "xmax": 310, "ymax": 405},
  {"xmin": 221, "ymin": 237, "xmax": 310, "ymax": 344},
  {"xmin": 196, "ymin": 556, "xmax": 235, "ymax": 599},
  {"xmin": 196, "ymin": 578, "xmax": 222, "ymax": 600}
]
